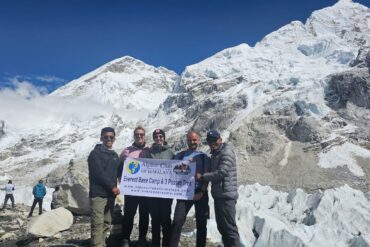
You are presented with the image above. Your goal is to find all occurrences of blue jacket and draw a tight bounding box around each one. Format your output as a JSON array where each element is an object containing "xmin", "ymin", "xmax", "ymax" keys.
[
  {"xmin": 33, "ymin": 183, "xmax": 47, "ymax": 199},
  {"xmin": 175, "ymin": 150, "xmax": 210, "ymax": 193}
]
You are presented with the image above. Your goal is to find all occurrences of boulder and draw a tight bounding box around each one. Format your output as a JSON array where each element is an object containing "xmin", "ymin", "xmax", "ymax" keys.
[
  {"xmin": 286, "ymin": 116, "xmax": 324, "ymax": 143},
  {"xmin": 27, "ymin": 207, "xmax": 73, "ymax": 237},
  {"xmin": 47, "ymin": 159, "xmax": 90, "ymax": 215},
  {"xmin": 0, "ymin": 232, "xmax": 17, "ymax": 241}
]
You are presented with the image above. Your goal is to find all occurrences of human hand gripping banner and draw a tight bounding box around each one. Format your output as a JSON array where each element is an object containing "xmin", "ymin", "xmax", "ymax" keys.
[{"xmin": 119, "ymin": 157, "xmax": 196, "ymax": 200}]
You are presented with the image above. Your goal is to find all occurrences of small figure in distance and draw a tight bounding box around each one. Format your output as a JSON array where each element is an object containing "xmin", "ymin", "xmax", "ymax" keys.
[
  {"xmin": 51, "ymin": 186, "xmax": 61, "ymax": 210},
  {"xmin": 2, "ymin": 180, "xmax": 15, "ymax": 210},
  {"xmin": 28, "ymin": 179, "xmax": 47, "ymax": 217}
]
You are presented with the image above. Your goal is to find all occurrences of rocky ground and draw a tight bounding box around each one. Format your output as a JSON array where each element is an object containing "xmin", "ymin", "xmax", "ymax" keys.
[{"xmin": 0, "ymin": 204, "xmax": 221, "ymax": 247}]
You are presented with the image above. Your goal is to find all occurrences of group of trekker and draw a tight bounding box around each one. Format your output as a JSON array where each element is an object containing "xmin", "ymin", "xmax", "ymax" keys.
[{"xmin": 88, "ymin": 126, "xmax": 240, "ymax": 247}]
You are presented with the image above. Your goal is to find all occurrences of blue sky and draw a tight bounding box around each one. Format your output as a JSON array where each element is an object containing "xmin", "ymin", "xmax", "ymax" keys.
[{"xmin": 0, "ymin": 0, "xmax": 369, "ymax": 92}]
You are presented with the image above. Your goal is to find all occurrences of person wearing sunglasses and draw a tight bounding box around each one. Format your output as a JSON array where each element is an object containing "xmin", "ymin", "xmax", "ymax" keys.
[
  {"xmin": 88, "ymin": 127, "xmax": 121, "ymax": 247},
  {"xmin": 145, "ymin": 128, "xmax": 175, "ymax": 247},
  {"xmin": 119, "ymin": 126, "xmax": 150, "ymax": 247},
  {"xmin": 196, "ymin": 130, "xmax": 240, "ymax": 247}
]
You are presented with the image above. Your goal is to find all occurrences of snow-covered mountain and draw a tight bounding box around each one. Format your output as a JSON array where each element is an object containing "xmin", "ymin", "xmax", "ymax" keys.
[
  {"xmin": 51, "ymin": 56, "xmax": 179, "ymax": 111},
  {"xmin": 0, "ymin": 57, "xmax": 179, "ymax": 185},
  {"xmin": 1, "ymin": 0, "xmax": 370, "ymax": 246},
  {"xmin": 151, "ymin": 0, "xmax": 370, "ymax": 191}
]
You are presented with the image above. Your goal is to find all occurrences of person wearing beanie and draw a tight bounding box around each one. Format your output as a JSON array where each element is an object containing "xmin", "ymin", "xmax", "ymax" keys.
[
  {"xmin": 88, "ymin": 127, "xmax": 121, "ymax": 247},
  {"xmin": 145, "ymin": 128, "xmax": 175, "ymax": 247},
  {"xmin": 119, "ymin": 126, "xmax": 150, "ymax": 247}
]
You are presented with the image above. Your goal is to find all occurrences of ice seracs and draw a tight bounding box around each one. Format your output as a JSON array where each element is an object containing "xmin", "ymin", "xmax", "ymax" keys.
[{"xmin": 0, "ymin": 1, "xmax": 370, "ymax": 246}]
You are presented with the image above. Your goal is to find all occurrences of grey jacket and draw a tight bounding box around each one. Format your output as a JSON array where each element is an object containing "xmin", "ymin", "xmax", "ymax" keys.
[
  {"xmin": 146, "ymin": 143, "xmax": 175, "ymax": 160},
  {"xmin": 203, "ymin": 143, "xmax": 238, "ymax": 200}
]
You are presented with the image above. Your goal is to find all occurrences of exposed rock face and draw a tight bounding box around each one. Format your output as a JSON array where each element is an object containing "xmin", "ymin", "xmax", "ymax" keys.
[
  {"xmin": 350, "ymin": 46, "xmax": 370, "ymax": 69},
  {"xmin": 286, "ymin": 116, "xmax": 326, "ymax": 143},
  {"xmin": 325, "ymin": 68, "xmax": 370, "ymax": 109},
  {"xmin": 46, "ymin": 159, "xmax": 90, "ymax": 215},
  {"xmin": 1, "ymin": 2, "xmax": 370, "ymax": 246},
  {"xmin": 27, "ymin": 207, "xmax": 73, "ymax": 237},
  {"xmin": 0, "ymin": 120, "xmax": 4, "ymax": 138}
]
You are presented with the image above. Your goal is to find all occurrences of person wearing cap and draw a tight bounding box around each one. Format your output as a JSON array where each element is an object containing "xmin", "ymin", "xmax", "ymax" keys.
[
  {"xmin": 28, "ymin": 179, "xmax": 47, "ymax": 217},
  {"xmin": 2, "ymin": 180, "xmax": 15, "ymax": 210},
  {"xmin": 119, "ymin": 126, "xmax": 150, "ymax": 247},
  {"xmin": 145, "ymin": 128, "xmax": 175, "ymax": 247},
  {"xmin": 196, "ymin": 130, "xmax": 240, "ymax": 247},
  {"xmin": 169, "ymin": 131, "xmax": 210, "ymax": 247},
  {"xmin": 88, "ymin": 127, "xmax": 121, "ymax": 247}
]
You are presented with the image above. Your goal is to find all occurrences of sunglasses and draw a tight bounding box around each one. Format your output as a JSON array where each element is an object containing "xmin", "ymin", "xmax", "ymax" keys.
[
  {"xmin": 154, "ymin": 135, "xmax": 164, "ymax": 139},
  {"xmin": 134, "ymin": 133, "xmax": 145, "ymax": 137},
  {"xmin": 103, "ymin": 135, "xmax": 115, "ymax": 141},
  {"xmin": 207, "ymin": 138, "xmax": 218, "ymax": 144}
]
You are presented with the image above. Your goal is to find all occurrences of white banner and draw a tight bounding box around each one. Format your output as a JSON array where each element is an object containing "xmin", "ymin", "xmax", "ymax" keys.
[{"xmin": 119, "ymin": 157, "xmax": 195, "ymax": 200}]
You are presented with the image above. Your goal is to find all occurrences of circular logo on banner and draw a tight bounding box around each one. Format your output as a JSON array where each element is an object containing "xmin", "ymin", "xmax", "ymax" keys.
[
  {"xmin": 126, "ymin": 160, "xmax": 140, "ymax": 174},
  {"xmin": 173, "ymin": 163, "xmax": 191, "ymax": 175}
]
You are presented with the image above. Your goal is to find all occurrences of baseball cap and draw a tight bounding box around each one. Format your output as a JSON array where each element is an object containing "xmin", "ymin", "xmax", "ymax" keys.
[{"xmin": 206, "ymin": 130, "xmax": 220, "ymax": 142}]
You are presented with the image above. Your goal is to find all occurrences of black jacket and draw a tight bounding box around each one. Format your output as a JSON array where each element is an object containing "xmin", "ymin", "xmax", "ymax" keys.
[{"xmin": 88, "ymin": 144, "xmax": 120, "ymax": 198}]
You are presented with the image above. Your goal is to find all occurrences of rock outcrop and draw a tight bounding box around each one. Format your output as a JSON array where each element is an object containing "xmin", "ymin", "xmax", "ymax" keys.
[{"xmin": 46, "ymin": 159, "xmax": 90, "ymax": 215}]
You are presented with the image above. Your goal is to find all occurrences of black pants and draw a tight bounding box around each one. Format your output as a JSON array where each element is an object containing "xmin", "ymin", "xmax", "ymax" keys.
[
  {"xmin": 149, "ymin": 197, "xmax": 172, "ymax": 247},
  {"xmin": 169, "ymin": 192, "xmax": 209, "ymax": 247},
  {"xmin": 29, "ymin": 198, "xmax": 43, "ymax": 216},
  {"xmin": 3, "ymin": 194, "xmax": 15, "ymax": 209},
  {"xmin": 214, "ymin": 199, "xmax": 240, "ymax": 247},
  {"xmin": 121, "ymin": 195, "xmax": 149, "ymax": 241}
]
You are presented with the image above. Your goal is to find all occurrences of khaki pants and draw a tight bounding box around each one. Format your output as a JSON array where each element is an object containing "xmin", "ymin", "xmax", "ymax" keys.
[{"xmin": 90, "ymin": 197, "xmax": 115, "ymax": 247}]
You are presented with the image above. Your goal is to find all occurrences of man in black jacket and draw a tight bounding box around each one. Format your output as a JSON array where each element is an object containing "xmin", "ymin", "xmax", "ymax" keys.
[
  {"xmin": 88, "ymin": 127, "xmax": 120, "ymax": 247},
  {"xmin": 196, "ymin": 130, "xmax": 240, "ymax": 247}
]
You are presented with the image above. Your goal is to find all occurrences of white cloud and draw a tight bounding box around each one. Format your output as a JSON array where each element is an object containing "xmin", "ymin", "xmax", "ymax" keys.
[
  {"xmin": 5, "ymin": 77, "xmax": 48, "ymax": 98},
  {"xmin": 35, "ymin": 75, "xmax": 66, "ymax": 83},
  {"xmin": 1, "ymin": 74, "xmax": 67, "ymax": 93},
  {"xmin": 0, "ymin": 79, "xmax": 113, "ymax": 131}
]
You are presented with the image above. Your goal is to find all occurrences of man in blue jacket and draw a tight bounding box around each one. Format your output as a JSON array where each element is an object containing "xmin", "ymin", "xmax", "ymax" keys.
[
  {"xmin": 88, "ymin": 127, "xmax": 120, "ymax": 247},
  {"xmin": 170, "ymin": 131, "xmax": 210, "ymax": 247},
  {"xmin": 28, "ymin": 179, "xmax": 47, "ymax": 217}
]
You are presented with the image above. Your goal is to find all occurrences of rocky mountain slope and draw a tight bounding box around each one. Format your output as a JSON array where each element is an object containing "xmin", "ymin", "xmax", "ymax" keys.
[
  {"xmin": 1, "ymin": 0, "xmax": 370, "ymax": 246},
  {"xmin": 149, "ymin": 0, "xmax": 370, "ymax": 192}
]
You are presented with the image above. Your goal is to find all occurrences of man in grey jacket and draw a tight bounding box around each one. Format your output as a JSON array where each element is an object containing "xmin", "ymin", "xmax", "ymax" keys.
[{"xmin": 196, "ymin": 130, "xmax": 240, "ymax": 247}]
